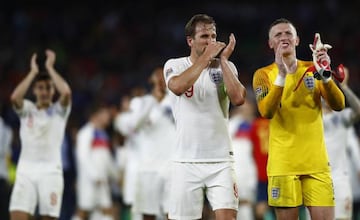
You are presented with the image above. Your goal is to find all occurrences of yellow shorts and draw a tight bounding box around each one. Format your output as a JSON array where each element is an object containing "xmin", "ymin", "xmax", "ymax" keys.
[{"xmin": 268, "ymin": 172, "xmax": 335, "ymax": 207}]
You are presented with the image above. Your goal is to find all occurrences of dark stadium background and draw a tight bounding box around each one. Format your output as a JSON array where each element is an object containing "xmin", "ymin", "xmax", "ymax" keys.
[
  {"xmin": 1, "ymin": 1, "xmax": 360, "ymax": 219},
  {"xmin": 1, "ymin": 0, "xmax": 360, "ymax": 149}
]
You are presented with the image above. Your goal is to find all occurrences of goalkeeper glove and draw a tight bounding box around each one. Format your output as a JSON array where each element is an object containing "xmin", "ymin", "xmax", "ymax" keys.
[{"xmin": 309, "ymin": 33, "xmax": 332, "ymax": 81}]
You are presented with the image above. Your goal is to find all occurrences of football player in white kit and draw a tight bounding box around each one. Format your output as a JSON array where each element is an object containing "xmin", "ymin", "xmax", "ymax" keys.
[
  {"xmin": 322, "ymin": 67, "xmax": 360, "ymax": 220},
  {"xmin": 9, "ymin": 49, "xmax": 72, "ymax": 220},
  {"xmin": 228, "ymin": 99, "xmax": 257, "ymax": 220},
  {"xmin": 73, "ymin": 105, "xmax": 117, "ymax": 220},
  {"xmin": 163, "ymin": 14, "xmax": 246, "ymax": 220},
  {"xmin": 0, "ymin": 116, "xmax": 13, "ymax": 220},
  {"xmin": 114, "ymin": 68, "xmax": 176, "ymax": 220}
]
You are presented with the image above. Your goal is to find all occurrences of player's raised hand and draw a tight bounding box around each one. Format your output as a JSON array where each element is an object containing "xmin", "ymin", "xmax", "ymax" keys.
[
  {"xmin": 30, "ymin": 53, "xmax": 39, "ymax": 75},
  {"xmin": 275, "ymin": 43, "xmax": 289, "ymax": 77},
  {"xmin": 204, "ymin": 41, "xmax": 226, "ymax": 60},
  {"xmin": 340, "ymin": 66, "xmax": 349, "ymax": 87},
  {"xmin": 220, "ymin": 33, "xmax": 236, "ymax": 60},
  {"xmin": 45, "ymin": 49, "xmax": 56, "ymax": 69}
]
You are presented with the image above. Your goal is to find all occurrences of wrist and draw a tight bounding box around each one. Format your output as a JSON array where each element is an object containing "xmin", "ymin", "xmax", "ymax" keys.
[
  {"xmin": 274, "ymin": 74, "xmax": 285, "ymax": 87},
  {"xmin": 322, "ymin": 76, "xmax": 331, "ymax": 84},
  {"xmin": 46, "ymin": 65, "xmax": 55, "ymax": 72},
  {"xmin": 29, "ymin": 70, "xmax": 38, "ymax": 75}
]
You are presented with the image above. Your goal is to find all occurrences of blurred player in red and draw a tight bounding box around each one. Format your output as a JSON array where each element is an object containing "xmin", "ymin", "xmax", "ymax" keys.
[
  {"xmin": 250, "ymin": 117, "xmax": 272, "ymax": 220},
  {"xmin": 9, "ymin": 50, "xmax": 72, "ymax": 220}
]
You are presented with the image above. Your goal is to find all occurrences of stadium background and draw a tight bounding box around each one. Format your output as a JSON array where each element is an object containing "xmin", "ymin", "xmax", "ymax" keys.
[
  {"xmin": 1, "ymin": 0, "xmax": 360, "ymax": 129},
  {"xmin": 0, "ymin": 0, "xmax": 360, "ymax": 218}
]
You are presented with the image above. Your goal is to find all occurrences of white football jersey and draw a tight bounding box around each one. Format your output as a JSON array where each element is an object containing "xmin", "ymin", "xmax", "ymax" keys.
[
  {"xmin": 323, "ymin": 108, "xmax": 352, "ymax": 177},
  {"xmin": 76, "ymin": 122, "xmax": 117, "ymax": 182},
  {"xmin": 0, "ymin": 117, "xmax": 12, "ymax": 180},
  {"xmin": 137, "ymin": 94, "xmax": 176, "ymax": 169},
  {"xmin": 164, "ymin": 57, "xmax": 237, "ymax": 162},
  {"xmin": 14, "ymin": 100, "xmax": 71, "ymax": 174}
]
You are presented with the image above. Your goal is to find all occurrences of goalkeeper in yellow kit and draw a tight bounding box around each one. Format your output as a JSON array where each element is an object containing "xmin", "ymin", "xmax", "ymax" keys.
[{"xmin": 253, "ymin": 18, "xmax": 345, "ymax": 220}]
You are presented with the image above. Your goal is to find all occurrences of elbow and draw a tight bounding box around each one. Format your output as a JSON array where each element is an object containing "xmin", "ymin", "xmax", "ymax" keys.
[
  {"xmin": 261, "ymin": 111, "xmax": 274, "ymax": 119},
  {"xmin": 63, "ymin": 89, "xmax": 72, "ymax": 100},
  {"xmin": 230, "ymin": 88, "xmax": 247, "ymax": 106},
  {"xmin": 231, "ymin": 95, "xmax": 245, "ymax": 106},
  {"xmin": 168, "ymin": 82, "xmax": 184, "ymax": 96},
  {"xmin": 258, "ymin": 106, "xmax": 274, "ymax": 119},
  {"xmin": 332, "ymin": 101, "xmax": 345, "ymax": 112},
  {"xmin": 10, "ymin": 93, "xmax": 20, "ymax": 107}
]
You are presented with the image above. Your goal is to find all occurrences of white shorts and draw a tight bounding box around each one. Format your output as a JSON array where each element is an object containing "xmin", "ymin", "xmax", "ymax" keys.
[
  {"xmin": 77, "ymin": 177, "xmax": 112, "ymax": 210},
  {"xmin": 168, "ymin": 162, "xmax": 239, "ymax": 220},
  {"xmin": 333, "ymin": 175, "xmax": 353, "ymax": 219},
  {"xmin": 133, "ymin": 169, "xmax": 165, "ymax": 216},
  {"xmin": 9, "ymin": 172, "xmax": 63, "ymax": 217}
]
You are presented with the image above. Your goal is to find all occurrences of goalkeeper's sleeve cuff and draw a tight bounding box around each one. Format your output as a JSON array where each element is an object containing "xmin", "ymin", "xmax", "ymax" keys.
[{"xmin": 274, "ymin": 74, "xmax": 285, "ymax": 87}]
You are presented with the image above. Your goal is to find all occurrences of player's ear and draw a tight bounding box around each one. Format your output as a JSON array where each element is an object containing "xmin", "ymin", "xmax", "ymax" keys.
[
  {"xmin": 186, "ymin": 36, "xmax": 193, "ymax": 47},
  {"xmin": 295, "ymin": 36, "xmax": 300, "ymax": 46},
  {"xmin": 268, "ymin": 39, "xmax": 274, "ymax": 49}
]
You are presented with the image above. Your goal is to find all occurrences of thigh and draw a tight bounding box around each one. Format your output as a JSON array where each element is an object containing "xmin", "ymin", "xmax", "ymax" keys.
[
  {"xmin": 302, "ymin": 172, "xmax": 335, "ymax": 207},
  {"xmin": 205, "ymin": 162, "xmax": 238, "ymax": 212},
  {"xmin": 168, "ymin": 162, "xmax": 204, "ymax": 220},
  {"xmin": 333, "ymin": 176, "xmax": 352, "ymax": 219},
  {"xmin": 268, "ymin": 175, "xmax": 302, "ymax": 207},
  {"xmin": 96, "ymin": 182, "xmax": 112, "ymax": 209},
  {"xmin": 134, "ymin": 171, "xmax": 162, "ymax": 215},
  {"xmin": 38, "ymin": 174, "xmax": 64, "ymax": 218},
  {"xmin": 9, "ymin": 173, "xmax": 37, "ymax": 215},
  {"xmin": 77, "ymin": 178, "xmax": 95, "ymax": 211}
]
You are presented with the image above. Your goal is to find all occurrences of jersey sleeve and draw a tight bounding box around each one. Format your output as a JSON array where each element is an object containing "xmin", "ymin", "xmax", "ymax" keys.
[
  {"xmin": 347, "ymin": 126, "xmax": 360, "ymax": 172},
  {"xmin": 54, "ymin": 101, "xmax": 72, "ymax": 119},
  {"xmin": 252, "ymin": 69, "xmax": 283, "ymax": 118},
  {"xmin": 13, "ymin": 99, "xmax": 34, "ymax": 117},
  {"xmin": 114, "ymin": 95, "xmax": 157, "ymax": 136},
  {"xmin": 339, "ymin": 108, "xmax": 353, "ymax": 127},
  {"xmin": 319, "ymin": 80, "xmax": 345, "ymax": 111},
  {"xmin": 163, "ymin": 59, "xmax": 182, "ymax": 86}
]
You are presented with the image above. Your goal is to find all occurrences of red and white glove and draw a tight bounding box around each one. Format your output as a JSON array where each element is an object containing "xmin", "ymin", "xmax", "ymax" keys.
[{"xmin": 309, "ymin": 33, "xmax": 332, "ymax": 81}]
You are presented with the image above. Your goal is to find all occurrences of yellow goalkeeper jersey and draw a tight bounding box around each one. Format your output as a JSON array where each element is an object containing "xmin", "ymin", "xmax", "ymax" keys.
[{"xmin": 253, "ymin": 60, "xmax": 345, "ymax": 176}]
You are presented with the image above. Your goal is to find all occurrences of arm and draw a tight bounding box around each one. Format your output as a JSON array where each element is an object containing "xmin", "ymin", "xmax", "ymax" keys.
[
  {"xmin": 114, "ymin": 96, "xmax": 157, "ymax": 136},
  {"xmin": 253, "ymin": 42, "xmax": 296, "ymax": 118},
  {"xmin": 319, "ymin": 80, "xmax": 345, "ymax": 111},
  {"xmin": 45, "ymin": 49, "xmax": 72, "ymax": 107},
  {"xmin": 347, "ymin": 127, "xmax": 360, "ymax": 173},
  {"xmin": 339, "ymin": 67, "xmax": 360, "ymax": 123},
  {"xmin": 10, "ymin": 54, "xmax": 39, "ymax": 109},
  {"xmin": 253, "ymin": 69, "xmax": 284, "ymax": 119},
  {"xmin": 220, "ymin": 34, "xmax": 246, "ymax": 106},
  {"xmin": 168, "ymin": 40, "xmax": 226, "ymax": 96}
]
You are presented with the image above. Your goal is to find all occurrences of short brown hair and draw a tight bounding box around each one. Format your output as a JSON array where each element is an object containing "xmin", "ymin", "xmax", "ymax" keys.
[
  {"xmin": 268, "ymin": 18, "xmax": 296, "ymax": 36},
  {"xmin": 185, "ymin": 14, "xmax": 216, "ymax": 38}
]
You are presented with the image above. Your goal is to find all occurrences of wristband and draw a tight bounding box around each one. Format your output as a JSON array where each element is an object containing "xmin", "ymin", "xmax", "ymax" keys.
[{"xmin": 274, "ymin": 75, "xmax": 285, "ymax": 87}]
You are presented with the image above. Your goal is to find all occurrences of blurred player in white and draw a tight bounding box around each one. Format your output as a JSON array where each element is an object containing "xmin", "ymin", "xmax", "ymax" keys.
[
  {"xmin": 114, "ymin": 67, "xmax": 176, "ymax": 220},
  {"xmin": 163, "ymin": 14, "xmax": 246, "ymax": 220},
  {"xmin": 114, "ymin": 89, "xmax": 149, "ymax": 220},
  {"xmin": 0, "ymin": 116, "xmax": 13, "ymax": 220},
  {"xmin": 322, "ymin": 67, "xmax": 360, "ymax": 220},
  {"xmin": 73, "ymin": 105, "xmax": 117, "ymax": 220},
  {"xmin": 228, "ymin": 99, "xmax": 257, "ymax": 220},
  {"xmin": 346, "ymin": 126, "xmax": 360, "ymax": 220},
  {"xmin": 9, "ymin": 50, "xmax": 72, "ymax": 220}
]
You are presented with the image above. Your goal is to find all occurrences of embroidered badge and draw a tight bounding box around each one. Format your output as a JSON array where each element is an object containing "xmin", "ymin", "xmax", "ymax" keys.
[
  {"xmin": 303, "ymin": 74, "xmax": 315, "ymax": 90},
  {"xmin": 209, "ymin": 68, "xmax": 223, "ymax": 85},
  {"xmin": 271, "ymin": 187, "xmax": 280, "ymax": 199}
]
